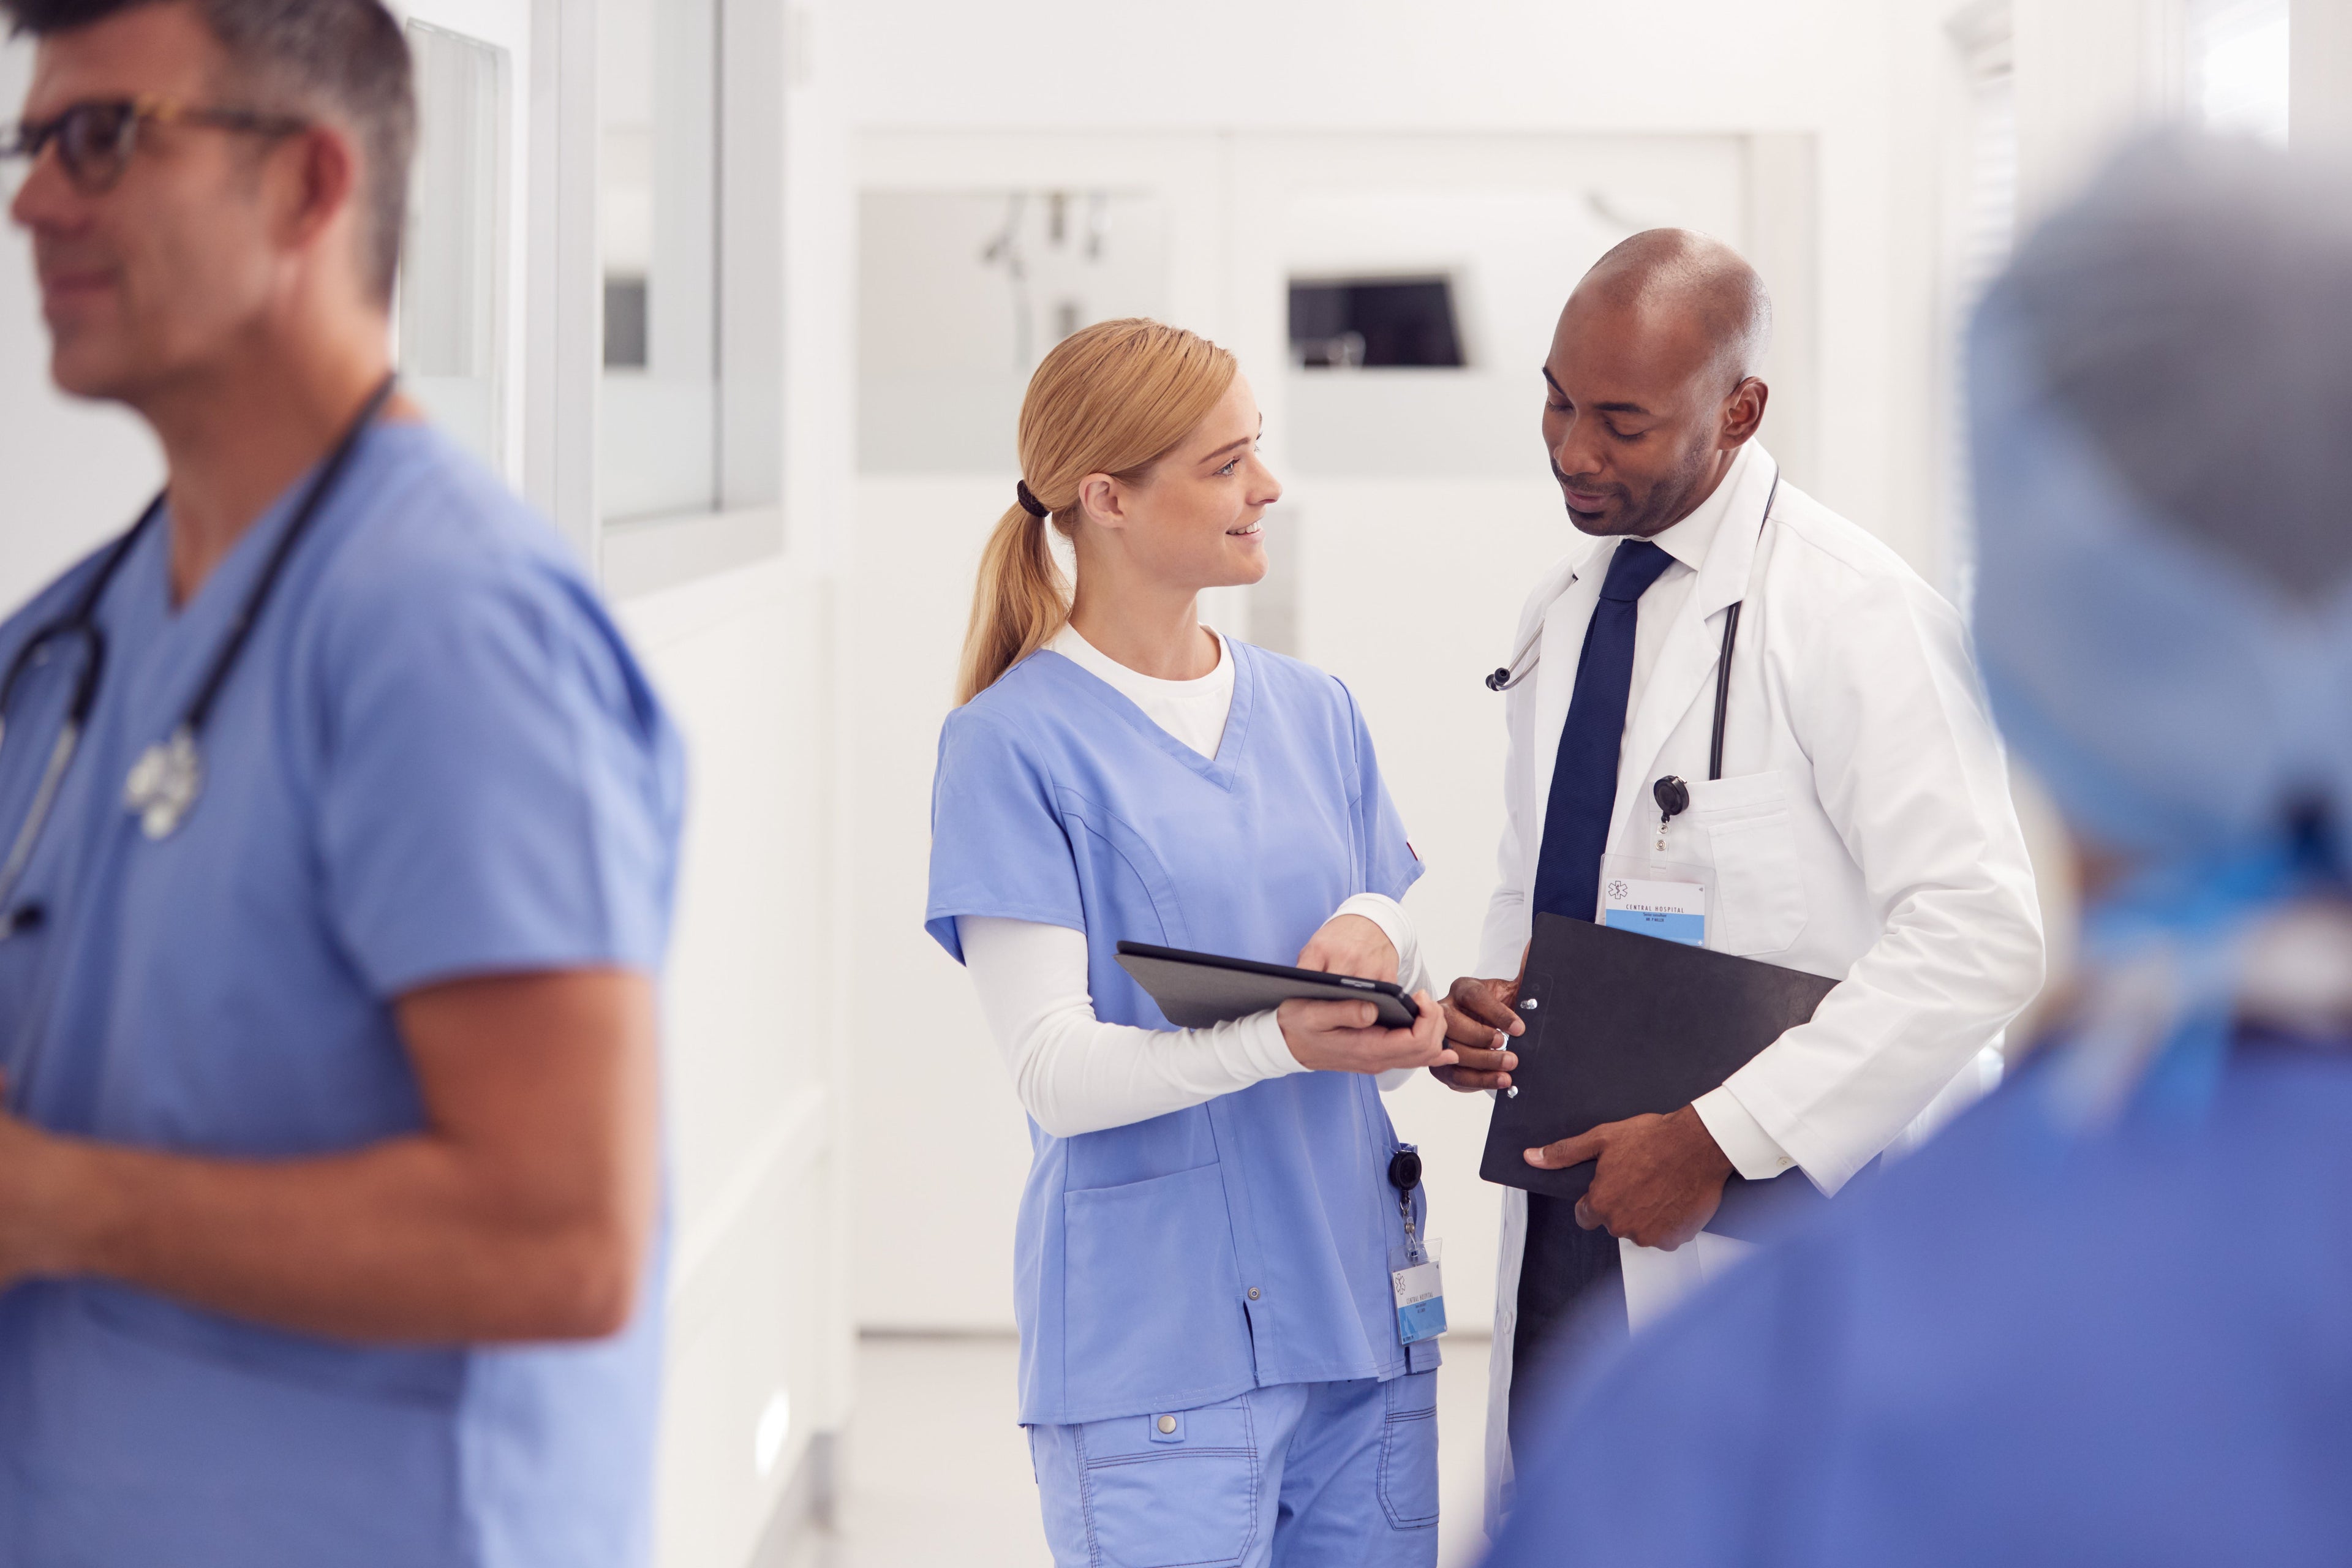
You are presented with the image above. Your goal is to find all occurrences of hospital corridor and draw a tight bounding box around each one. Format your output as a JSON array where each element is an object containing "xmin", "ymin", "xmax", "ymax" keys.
[{"xmin": 1, "ymin": 1, "xmax": 2349, "ymax": 1566}]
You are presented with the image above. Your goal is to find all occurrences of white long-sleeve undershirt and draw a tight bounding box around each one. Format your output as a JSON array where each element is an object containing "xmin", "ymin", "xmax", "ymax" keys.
[{"xmin": 960, "ymin": 894, "xmax": 1432, "ymax": 1138}]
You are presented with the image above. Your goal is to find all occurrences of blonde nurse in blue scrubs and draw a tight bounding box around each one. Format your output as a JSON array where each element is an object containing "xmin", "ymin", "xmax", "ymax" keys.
[{"xmin": 927, "ymin": 318, "xmax": 1510, "ymax": 1566}]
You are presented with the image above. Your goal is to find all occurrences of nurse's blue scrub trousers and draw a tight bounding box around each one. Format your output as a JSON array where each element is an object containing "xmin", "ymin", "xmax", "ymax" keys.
[{"xmin": 1029, "ymin": 1371, "xmax": 1440, "ymax": 1567}]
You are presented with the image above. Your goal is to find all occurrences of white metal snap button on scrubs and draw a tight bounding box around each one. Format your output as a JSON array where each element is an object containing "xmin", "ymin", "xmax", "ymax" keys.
[
  {"xmin": 1248, "ymin": 1287, "xmax": 1261, "ymax": 1300},
  {"xmin": 1157, "ymin": 1415, "xmax": 1177, "ymax": 1434}
]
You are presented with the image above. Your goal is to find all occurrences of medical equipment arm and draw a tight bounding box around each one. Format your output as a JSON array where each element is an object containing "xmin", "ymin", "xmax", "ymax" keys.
[{"xmin": 0, "ymin": 968, "xmax": 658, "ymax": 1342}]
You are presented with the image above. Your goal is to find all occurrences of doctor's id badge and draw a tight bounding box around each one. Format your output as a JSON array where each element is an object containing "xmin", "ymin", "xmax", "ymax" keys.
[
  {"xmin": 1390, "ymin": 1240, "xmax": 1447, "ymax": 1346},
  {"xmin": 1599, "ymin": 854, "xmax": 1712, "ymax": 948}
]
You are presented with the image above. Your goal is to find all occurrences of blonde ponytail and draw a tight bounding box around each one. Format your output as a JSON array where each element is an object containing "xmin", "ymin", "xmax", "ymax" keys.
[
  {"xmin": 955, "ymin": 318, "xmax": 1238, "ymax": 703},
  {"xmin": 956, "ymin": 502, "xmax": 1071, "ymax": 707}
]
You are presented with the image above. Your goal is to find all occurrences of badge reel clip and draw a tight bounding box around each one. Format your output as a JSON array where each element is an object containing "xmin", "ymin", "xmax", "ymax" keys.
[
  {"xmin": 1387, "ymin": 1148, "xmax": 1447, "ymax": 1346},
  {"xmin": 1597, "ymin": 775, "xmax": 1713, "ymax": 951}
]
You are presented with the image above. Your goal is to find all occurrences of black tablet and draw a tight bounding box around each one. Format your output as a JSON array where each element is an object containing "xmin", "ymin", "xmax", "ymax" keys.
[{"xmin": 1114, "ymin": 941, "xmax": 1422, "ymax": 1030}]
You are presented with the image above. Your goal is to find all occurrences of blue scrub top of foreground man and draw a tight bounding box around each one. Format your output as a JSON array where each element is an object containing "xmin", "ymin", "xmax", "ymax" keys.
[{"xmin": 0, "ymin": 421, "xmax": 684, "ymax": 1567}]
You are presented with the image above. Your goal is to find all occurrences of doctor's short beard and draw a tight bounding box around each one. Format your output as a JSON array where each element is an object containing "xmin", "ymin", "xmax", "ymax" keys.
[{"xmin": 1554, "ymin": 431, "xmax": 1725, "ymax": 540}]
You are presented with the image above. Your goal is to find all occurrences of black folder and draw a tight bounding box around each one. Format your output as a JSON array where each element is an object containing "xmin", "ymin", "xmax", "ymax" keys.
[
  {"xmin": 1115, "ymin": 941, "xmax": 1422, "ymax": 1030},
  {"xmin": 1480, "ymin": 911, "xmax": 1839, "ymax": 1240}
]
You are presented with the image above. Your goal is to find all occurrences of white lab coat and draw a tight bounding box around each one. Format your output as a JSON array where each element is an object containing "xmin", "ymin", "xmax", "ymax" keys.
[{"xmin": 1478, "ymin": 443, "xmax": 2045, "ymax": 1527}]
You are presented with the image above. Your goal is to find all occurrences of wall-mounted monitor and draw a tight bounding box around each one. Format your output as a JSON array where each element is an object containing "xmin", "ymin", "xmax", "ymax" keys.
[{"xmin": 1289, "ymin": 275, "xmax": 1467, "ymax": 369}]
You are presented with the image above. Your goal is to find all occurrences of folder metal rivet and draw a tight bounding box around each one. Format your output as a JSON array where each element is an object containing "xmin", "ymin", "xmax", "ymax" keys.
[{"xmin": 1521, "ymin": 998, "xmax": 1539, "ymax": 1011}]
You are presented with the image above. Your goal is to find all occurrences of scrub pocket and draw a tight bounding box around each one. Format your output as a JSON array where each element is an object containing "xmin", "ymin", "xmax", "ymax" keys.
[
  {"xmin": 1063, "ymin": 1164, "xmax": 1255, "ymax": 1415},
  {"xmin": 1376, "ymin": 1371, "xmax": 1441, "ymax": 1531},
  {"xmin": 1692, "ymin": 771, "xmax": 1809, "ymax": 956},
  {"xmin": 1076, "ymin": 1398, "xmax": 1261, "ymax": 1567}
]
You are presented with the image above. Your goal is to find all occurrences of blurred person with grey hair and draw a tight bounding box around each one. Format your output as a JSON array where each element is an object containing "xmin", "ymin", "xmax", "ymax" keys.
[
  {"xmin": 1480, "ymin": 132, "xmax": 2352, "ymax": 1568},
  {"xmin": 0, "ymin": 2, "xmax": 682, "ymax": 1564}
]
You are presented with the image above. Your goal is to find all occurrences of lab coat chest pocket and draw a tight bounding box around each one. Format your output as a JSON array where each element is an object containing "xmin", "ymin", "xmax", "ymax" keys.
[{"xmin": 1690, "ymin": 772, "xmax": 1808, "ymax": 957}]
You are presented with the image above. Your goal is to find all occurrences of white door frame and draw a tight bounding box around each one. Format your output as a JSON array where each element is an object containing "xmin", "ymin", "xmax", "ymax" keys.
[
  {"xmin": 385, "ymin": 0, "xmax": 531, "ymax": 489},
  {"xmin": 388, "ymin": 0, "xmax": 601, "ymax": 564}
]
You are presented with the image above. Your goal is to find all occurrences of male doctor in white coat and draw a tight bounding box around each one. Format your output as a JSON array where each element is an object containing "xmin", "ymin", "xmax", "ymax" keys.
[{"xmin": 1433, "ymin": 230, "xmax": 2045, "ymax": 1523}]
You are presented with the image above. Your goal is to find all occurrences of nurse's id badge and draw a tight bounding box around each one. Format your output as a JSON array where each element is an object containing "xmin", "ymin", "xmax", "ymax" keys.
[
  {"xmin": 1600, "ymin": 854, "xmax": 1711, "ymax": 948},
  {"xmin": 1385, "ymin": 1145, "xmax": 1446, "ymax": 1345},
  {"xmin": 1392, "ymin": 1242, "xmax": 1447, "ymax": 1346}
]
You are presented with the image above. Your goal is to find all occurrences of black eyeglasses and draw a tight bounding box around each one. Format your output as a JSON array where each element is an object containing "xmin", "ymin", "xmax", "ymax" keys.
[{"xmin": 0, "ymin": 96, "xmax": 310, "ymax": 196}]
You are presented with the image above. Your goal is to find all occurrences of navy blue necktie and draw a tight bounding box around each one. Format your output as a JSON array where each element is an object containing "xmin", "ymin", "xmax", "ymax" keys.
[{"xmin": 1531, "ymin": 540, "xmax": 1677, "ymax": 923}]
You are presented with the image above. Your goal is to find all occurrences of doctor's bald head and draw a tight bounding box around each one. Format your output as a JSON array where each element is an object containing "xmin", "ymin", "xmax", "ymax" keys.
[{"xmin": 1542, "ymin": 229, "xmax": 1774, "ymax": 539}]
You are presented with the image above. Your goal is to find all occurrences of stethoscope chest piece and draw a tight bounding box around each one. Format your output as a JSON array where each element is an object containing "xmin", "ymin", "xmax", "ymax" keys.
[{"xmin": 124, "ymin": 725, "xmax": 203, "ymax": 841}]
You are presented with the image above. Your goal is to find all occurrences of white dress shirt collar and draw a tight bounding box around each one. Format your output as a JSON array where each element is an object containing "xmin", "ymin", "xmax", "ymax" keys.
[{"xmin": 1642, "ymin": 440, "xmax": 1758, "ymax": 576}]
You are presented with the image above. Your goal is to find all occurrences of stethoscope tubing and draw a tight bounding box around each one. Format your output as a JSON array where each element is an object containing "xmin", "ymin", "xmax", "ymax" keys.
[
  {"xmin": 0, "ymin": 507, "xmax": 154, "ymax": 916},
  {"xmin": 0, "ymin": 375, "xmax": 395, "ymax": 933},
  {"xmin": 1486, "ymin": 477, "xmax": 1780, "ymax": 790}
]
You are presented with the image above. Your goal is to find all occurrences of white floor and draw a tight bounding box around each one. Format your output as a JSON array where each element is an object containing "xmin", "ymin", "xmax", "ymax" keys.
[{"xmin": 781, "ymin": 1333, "xmax": 1494, "ymax": 1567}]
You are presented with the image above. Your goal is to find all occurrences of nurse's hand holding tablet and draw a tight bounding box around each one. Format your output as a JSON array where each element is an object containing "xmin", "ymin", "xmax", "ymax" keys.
[
  {"xmin": 927, "ymin": 318, "xmax": 1448, "ymax": 1567},
  {"xmin": 1284, "ymin": 910, "xmax": 1455, "ymax": 1074},
  {"xmin": 1275, "ymin": 992, "xmax": 1450, "ymax": 1074}
]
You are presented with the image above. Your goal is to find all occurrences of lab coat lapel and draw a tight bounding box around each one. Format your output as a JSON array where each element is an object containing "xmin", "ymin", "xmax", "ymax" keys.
[
  {"xmin": 1526, "ymin": 541, "xmax": 1611, "ymax": 858},
  {"xmin": 1608, "ymin": 450, "xmax": 1780, "ymax": 850}
]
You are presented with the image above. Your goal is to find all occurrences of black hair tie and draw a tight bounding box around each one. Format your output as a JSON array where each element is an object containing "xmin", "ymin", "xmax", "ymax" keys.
[{"xmin": 1016, "ymin": 480, "xmax": 1050, "ymax": 519}]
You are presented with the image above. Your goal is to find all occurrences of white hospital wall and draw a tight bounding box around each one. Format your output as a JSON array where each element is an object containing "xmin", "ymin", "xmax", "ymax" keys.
[{"xmin": 843, "ymin": 0, "xmax": 1978, "ymax": 1338}]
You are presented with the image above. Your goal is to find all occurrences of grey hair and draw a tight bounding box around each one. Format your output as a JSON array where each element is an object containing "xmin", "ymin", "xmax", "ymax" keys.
[
  {"xmin": 3, "ymin": 0, "xmax": 416, "ymax": 305},
  {"xmin": 2003, "ymin": 133, "xmax": 2352, "ymax": 600}
]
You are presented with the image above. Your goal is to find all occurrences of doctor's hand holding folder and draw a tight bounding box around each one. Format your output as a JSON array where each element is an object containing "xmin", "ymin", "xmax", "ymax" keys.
[{"xmin": 1479, "ymin": 913, "xmax": 1839, "ymax": 1248}]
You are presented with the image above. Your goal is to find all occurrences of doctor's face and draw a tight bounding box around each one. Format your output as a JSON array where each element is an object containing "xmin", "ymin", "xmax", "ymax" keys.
[
  {"xmin": 8, "ymin": 5, "xmax": 298, "ymax": 403},
  {"xmin": 1106, "ymin": 373, "xmax": 1283, "ymax": 592},
  {"xmin": 1541, "ymin": 291, "xmax": 1763, "ymax": 538}
]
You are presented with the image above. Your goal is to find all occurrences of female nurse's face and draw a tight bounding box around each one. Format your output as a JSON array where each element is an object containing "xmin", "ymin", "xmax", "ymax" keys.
[{"xmin": 1099, "ymin": 374, "xmax": 1282, "ymax": 591}]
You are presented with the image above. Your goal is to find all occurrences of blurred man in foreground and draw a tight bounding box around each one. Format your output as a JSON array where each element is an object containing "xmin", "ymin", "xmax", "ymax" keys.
[
  {"xmin": 0, "ymin": 2, "xmax": 682, "ymax": 1563},
  {"xmin": 1483, "ymin": 134, "xmax": 2352, "ymax": 1567}
]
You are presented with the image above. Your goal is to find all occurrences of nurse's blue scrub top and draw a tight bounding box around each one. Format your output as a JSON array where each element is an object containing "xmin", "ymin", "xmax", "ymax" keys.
[
  {"xmin": 0, "ymin": 423, "xmax": 683, "ymax": 1568},
  {"xmin": 926, "ymin": 642, "xmax": 1438, "ymax": 1429}
]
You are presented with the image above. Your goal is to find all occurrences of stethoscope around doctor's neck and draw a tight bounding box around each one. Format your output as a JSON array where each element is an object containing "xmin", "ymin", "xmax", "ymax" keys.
[
  {"xmin": 1484, "ymin": 474, "xmax": 1779, "ymax": 829},
  {"xmin": 0, "ymin": 375, "xmax": 397, "ymax": 941}
]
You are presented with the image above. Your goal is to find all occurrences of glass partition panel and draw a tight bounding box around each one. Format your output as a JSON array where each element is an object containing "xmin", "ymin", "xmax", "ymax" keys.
[
  {"xmin": 399, "ymin": 21, "xmax": 508, "ymax": 472},
  {"xmin": 600, "ymin": 0, "xmax": 720, "ymax": 521}
]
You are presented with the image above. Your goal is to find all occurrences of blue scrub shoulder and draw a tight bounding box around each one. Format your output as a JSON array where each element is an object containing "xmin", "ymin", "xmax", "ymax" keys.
[
  {"xmin": 959, "ymin": 636, "xmax": 1368, "ymax": 748},
  {"xmin": 297, "ymin": 426, "xmax": 682, "ymax": 815},
  {"xmin": 927, "ymin": 636, "xmax": 1409, "ymax": 963},
  {"xmin": 937, "ymin": 635, "xmax": 1388, "ymax": 829},
  {"xmin": 297, "ymin": 426, "xmax": 648, "ymax": 681}
]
